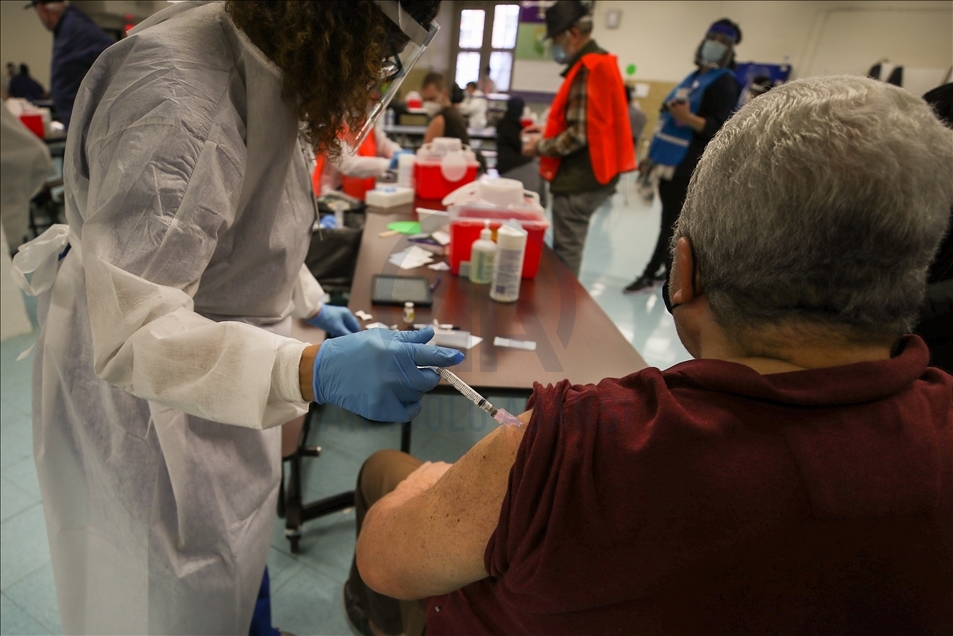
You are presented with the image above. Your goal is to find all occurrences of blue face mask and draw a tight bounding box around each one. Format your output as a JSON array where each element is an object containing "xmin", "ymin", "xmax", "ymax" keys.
[
  {"xmin": 700, "ymin": 40, "xmax": 728, "ymax": 66},
  {"xmin": 551, "ymin": 42, "xmax": 568, "ymax": 64}
]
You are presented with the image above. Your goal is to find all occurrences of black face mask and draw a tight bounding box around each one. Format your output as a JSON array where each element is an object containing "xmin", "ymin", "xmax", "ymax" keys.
[
  {"xmin": 662, "ymin": 277, "xmax": 677, "ymax": 314},
  {"xmin": 662, "ymin": 242, "xmax": 698, "ymax": 315}
]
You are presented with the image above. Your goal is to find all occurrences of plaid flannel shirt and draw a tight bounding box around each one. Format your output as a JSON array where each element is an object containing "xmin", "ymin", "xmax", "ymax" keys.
[{"xmin": 537, "ymin": 65, "xmax": 588, "ymax": 158}]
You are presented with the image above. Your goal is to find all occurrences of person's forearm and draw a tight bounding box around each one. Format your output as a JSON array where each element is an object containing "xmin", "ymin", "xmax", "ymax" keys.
[
  {"xmin": 299, "ymin": 344, "xmax": 319, "ymax": 402},
  {"xmin": 356, "ymin": 467, "xmax": 447, "ymax": 599},
  {"xmin": 686, "ymin": 113, "xmax": 706, "ymax": 133},
  {"xmin": 357, "ymin": 492, "xmax": 430, "ymax": 599},
  {"xmin": 358, "ymin": 418, "xmax": 528, "ymax": 600},
  {"xmin": 671, "ymin": 109, "xmax": 706, "ymax": 133},
  {"xmin": 536, "ymin": 124, "xmax": 586, "ymax": 157}
]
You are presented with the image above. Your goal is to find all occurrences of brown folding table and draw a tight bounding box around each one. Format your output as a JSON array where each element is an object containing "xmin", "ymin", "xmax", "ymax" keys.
[{"xmin": 350, "ymin": 207, "xmax": 647, "ymax": 390}]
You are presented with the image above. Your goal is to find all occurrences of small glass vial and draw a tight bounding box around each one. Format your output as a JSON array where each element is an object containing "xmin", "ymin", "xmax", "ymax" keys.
[{"xmin": 403, "ymin": 301, "xmax": 415, "ymax": 324}]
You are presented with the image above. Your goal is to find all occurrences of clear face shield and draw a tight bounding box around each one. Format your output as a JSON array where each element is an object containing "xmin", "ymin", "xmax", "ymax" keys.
[{"xmin": 351, "ymin": 1, "xmax": 439, "ymax": 149}]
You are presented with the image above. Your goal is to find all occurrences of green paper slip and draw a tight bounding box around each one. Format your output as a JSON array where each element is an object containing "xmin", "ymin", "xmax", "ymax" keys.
[{"xmin": 387, "ymin": 221, "xmax": 422, "ymax": 234}]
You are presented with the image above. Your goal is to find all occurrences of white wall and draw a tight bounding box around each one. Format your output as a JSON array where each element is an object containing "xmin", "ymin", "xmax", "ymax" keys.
[
  {"xmin": 512, "ymin": 59, "xmax": 564, "ymax": 93},
  {"xmin": 512, "ymin": 1, "xmax": 952, "ymax": 90},
  {"xmin": 1, "ymin": 1, "xmax": 55, "ymax": 90},
  {"xmin": 416, "ymin": 1, "xmax": 454, "ymax": 74}
]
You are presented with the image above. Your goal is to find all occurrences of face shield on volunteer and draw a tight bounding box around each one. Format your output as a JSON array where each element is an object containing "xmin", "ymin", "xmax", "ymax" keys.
[
  {"xmin": 352, "ymin": 0, "xmax": 439, "ymax": 149},
  {"xmin": 697, "ymin": 31, "xmax": 734, "ymax": 68}
]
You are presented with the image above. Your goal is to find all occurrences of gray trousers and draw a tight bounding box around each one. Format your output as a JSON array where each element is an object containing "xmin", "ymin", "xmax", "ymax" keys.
[
  {"xmin": 551, "ymin": 185, "xmax": 615, "ymax": 277},
  {"xmin": 501, "ymin": 160, "xmax": 546, "ymax": 208}
]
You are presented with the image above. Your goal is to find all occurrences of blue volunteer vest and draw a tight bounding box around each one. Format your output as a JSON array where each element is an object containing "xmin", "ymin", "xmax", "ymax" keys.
[{"xmin": 648, "ymin": 67, "xmax": 733, "ymax": 167}]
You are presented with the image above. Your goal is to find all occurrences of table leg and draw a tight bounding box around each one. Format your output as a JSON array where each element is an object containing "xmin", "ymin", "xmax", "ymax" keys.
[{"xmin": 401, "ymin": 420, "xmax": 412, "ymax": 453}]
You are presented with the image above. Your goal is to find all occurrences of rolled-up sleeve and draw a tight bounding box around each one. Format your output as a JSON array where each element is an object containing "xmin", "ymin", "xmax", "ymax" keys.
[{"xmin": 81, "ymin": 121, "xmax": 309, "ymax": 429}]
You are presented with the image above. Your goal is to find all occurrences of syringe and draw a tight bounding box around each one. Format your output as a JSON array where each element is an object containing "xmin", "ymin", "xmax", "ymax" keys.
[{"xmin": 433, "ymin": 367, "xmax": 523, "ymax": 427}]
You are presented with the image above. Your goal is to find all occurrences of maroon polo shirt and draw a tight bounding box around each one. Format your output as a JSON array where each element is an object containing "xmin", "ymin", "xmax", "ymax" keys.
[{"xmin": 426, "ymin": 336, "xmax": 953, "ymax": 634}]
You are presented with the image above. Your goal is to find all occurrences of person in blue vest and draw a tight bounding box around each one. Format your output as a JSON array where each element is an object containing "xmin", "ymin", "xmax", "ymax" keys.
[
  {"xmin": 26, "ymin": 0, "xmax": 115, "ymax": 129},
  {"xmin": 624, "ymin": 19, "xmax": 741, "ymax": 293}
]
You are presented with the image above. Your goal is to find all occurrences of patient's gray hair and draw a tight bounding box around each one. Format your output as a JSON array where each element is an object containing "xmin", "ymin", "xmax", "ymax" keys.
[{"xmin": 674, "ymin": 75, "xmax": 953, "ymax": 343}]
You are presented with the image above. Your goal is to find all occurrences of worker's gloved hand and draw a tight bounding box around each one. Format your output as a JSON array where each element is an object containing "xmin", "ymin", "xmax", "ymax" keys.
[
  {"xmin": 313, "ymin": 327, "xmax": 465, "ymax": 422},
  {"xmin": 388, "ymin": 149, "xmax": 416, "ymax": 170},
  {"xmin": 307, "ymin": 305, "xmax": 361, "ymax": 338}
]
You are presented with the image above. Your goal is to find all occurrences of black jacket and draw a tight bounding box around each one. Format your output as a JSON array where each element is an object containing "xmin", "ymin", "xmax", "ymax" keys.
[{"xmin": 672, "ymin": 71, "xmax": 739, "ymax": 178}]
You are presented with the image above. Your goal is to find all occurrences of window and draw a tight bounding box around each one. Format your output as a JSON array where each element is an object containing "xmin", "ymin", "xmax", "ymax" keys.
[
  {"xmin": 489, "ymin": 51, "xmax": 513, "ymax": 92},
  {"xmin": 491, "ymin": 4, "xmax": 520, "ymax": 49},
  {"xmin": 455, "ymin": 51, "xmax": 482, "ymax": 87},
  {"xmin": 458, "ymin": 9, "xmax": 485, "ymax": 49},
  {"xmin": 452, "ymin": 3, "xmax": 520, "ymax": 93}
]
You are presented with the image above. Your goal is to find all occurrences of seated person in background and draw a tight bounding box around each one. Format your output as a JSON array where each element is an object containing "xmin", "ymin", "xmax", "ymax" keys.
[
  {"xmin": 450, "ymin": 83, "xmax": 465, "ymax": 109},
  {"xmin": 420, "ymin": 71, "xmax": 470, "ymax": 146},
  {"xmin": 477, "ymin": 65, "xmax": 496, "ymax": 95},
  {"xmin": 343, "ymin": 75, "xmax": 953, "ymax": 636},
  {"xmin": 7, "ymin": 63, "xmax": 46, "ymax": 103},
  {"xmin": 3, "ymin": 62, "xmax": 15, "ymax": 94},
  {"xmin": 314, "ymin": 120, "xmax": 403, "ymax": 199},
  {"xmin": 458, "ymin": 81, "xmax": 488, "ymax": 129},
  {"xmin": 495, "ymin": 96, "xmax": 543, "ymax": 202}
]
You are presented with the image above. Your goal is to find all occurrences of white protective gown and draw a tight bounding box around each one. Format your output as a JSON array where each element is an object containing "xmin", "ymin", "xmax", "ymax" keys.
[
  {"xmin": 26, "ymin": 2, "xmax": 326, "ymax": 633},
  {"xmin": 0, "ymin": 101, "xmax": 52, "ymax": 248}
]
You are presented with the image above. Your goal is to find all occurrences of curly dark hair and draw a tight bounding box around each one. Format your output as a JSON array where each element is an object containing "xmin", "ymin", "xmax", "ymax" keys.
[{"xmin": 226, "ymin": 1, "xmax": 440, "ymax": 158}]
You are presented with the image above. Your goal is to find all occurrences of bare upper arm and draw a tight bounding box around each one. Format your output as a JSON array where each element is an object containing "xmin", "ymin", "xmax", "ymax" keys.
[
  {"xmin": 423, "ymin": 114, "xmax": 445, "ymax": 144},
  {"xmin": 357, "ymin": 410, "xmax": 532, "ymax": 600}
]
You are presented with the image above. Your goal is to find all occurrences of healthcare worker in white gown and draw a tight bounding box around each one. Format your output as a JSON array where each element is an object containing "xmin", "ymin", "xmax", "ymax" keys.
[{"xmin": 11, "ymin": 1, "xmax": 450, "ymax": 634}]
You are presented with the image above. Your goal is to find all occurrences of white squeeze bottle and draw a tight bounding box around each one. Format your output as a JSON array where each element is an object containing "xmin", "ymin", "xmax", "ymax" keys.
[
  {"xmin": 397, "ymin": 153, "xmax": 416, "ymax": 189},
  {"xmin": 489, "ymin": 222, "xmax": 527, "ymax": 303},
  {"xmin": 469, "ymin": 221, "xmax": 497, "ymax": 284}
]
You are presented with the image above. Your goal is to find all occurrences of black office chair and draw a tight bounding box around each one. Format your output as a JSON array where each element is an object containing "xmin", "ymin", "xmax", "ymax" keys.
[
  {"xmin": 278, "ymin": 404, "xmax": 356, "ymax": 553},
  {"xmin": 278, "ymin": 404, "xmax": 413, "ymax": 553}
]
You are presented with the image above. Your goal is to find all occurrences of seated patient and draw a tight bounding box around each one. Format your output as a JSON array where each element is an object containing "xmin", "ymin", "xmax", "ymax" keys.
[{"xmin": 345, "ymin": 75, "xmax": 953, "ymax": 635}]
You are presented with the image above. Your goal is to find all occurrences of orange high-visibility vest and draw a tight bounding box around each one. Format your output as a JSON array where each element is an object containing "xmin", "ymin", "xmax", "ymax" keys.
[
  {"xmin": 311, "ymin": 132, "xmax": 379, "ymax": 200},
  {"xmin": 540, "ymin": 52, "xmax": 636, "ymax": 184},
  {"xmin": 341, "ymin": 132, "xmax": 378, "ymax": 200}
]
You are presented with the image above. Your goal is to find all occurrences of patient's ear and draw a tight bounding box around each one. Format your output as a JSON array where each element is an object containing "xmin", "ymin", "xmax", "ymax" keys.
[{"xmin": 670, "ymin": 237, "xmax": 698, "ymax": 305}]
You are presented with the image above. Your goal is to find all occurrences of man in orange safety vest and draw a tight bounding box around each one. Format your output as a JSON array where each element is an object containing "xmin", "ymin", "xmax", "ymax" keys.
[{"xmin": 523, "ymin": 0, "xmax": 635, "ymax": 277}]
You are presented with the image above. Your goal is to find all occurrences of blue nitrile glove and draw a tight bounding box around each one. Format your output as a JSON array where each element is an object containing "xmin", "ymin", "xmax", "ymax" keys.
[
  {"xmin": 319, "ymin": 215, "xmax": 338, "ymax": 229},
  {"xmin": 388, "ymin": 149, "xmax": 415, "ymax": 170},
  {"xmin": 307, "ymin": 305, "xmax": 361, "ymax": 338},
  {"xmin": 312, "ymin": 327, "xmax": 465, "ymax": 422}
]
